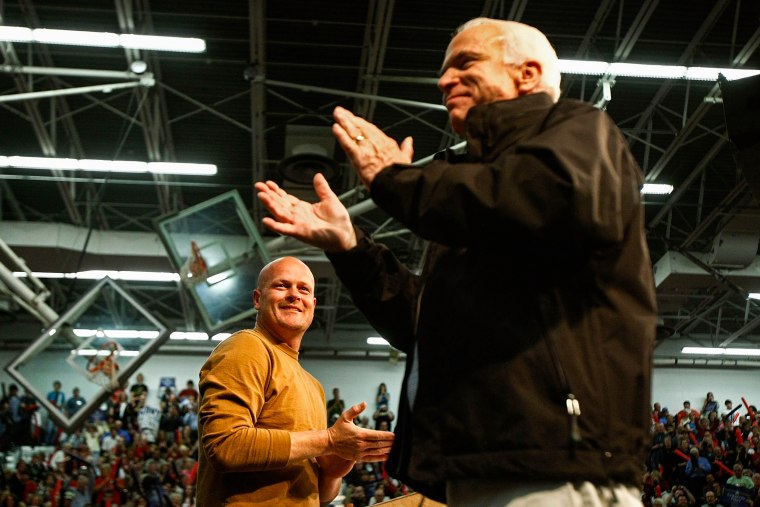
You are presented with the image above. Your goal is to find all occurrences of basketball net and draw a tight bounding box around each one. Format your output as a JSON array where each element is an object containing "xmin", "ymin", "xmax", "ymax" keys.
[
  {"xmin": 86, "ymin": 340, "xmax": 122, "ymax": 391},
  {"xmin": 179, "ymin": 240, "xmax": 209, "ymax": 286}
]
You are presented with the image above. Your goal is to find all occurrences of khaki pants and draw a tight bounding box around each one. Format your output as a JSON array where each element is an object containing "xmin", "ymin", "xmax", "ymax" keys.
[{"xmin": 446, "ymin": 479, "xmax": 642, "ymax": 507}]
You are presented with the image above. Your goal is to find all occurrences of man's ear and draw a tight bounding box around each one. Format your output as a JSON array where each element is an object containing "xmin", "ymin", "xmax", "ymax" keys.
[
  {"xmin": 253, "ymin": 289, "xmax": 261, "ymax": 310},
  {"xmin": 516, "ymin": 60, "xmax": 543, "ymax": 95}
]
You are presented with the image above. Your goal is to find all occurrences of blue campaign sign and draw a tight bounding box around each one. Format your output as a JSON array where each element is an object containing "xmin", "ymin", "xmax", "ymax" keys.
[
  {"xmin": 721, "ymin": 484, "xmax": 753, "ymax": 507},
  {"xmin": 159, "ymin": 377, "xmax": 176, "ymax": 389}
]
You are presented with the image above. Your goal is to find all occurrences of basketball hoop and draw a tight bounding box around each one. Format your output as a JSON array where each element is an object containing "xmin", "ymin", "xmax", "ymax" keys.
[{"xmin": 86, "ymin": 340, "xmax": 122, "ymax": 390}]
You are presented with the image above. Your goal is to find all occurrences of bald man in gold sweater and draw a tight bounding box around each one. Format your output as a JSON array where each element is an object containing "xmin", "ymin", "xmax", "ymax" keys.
[{"xmin": 197, "ymin": 257, "xmax": 394, "ymax": 506}]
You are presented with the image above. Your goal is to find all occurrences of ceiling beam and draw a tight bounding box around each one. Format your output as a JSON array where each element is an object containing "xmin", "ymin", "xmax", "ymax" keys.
[
  {"xmin": 588, "ymin": 0, "xmax": 659, "ymax": 105},
  {"xmin": 114, "ymin": 0, "xmax": 182, "ymax": 216},
  {"xmin": 249, "ymin": 0, "xmax": 267, "ymax": 226}
]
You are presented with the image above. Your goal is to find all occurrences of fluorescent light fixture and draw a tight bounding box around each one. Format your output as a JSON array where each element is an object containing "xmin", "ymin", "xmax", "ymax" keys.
[
  {"xmin": 0, "ymin": 156, "xmax": 216, "ymax": 176},
  {"xmin": 682, "ymin": 346, "xmax": 760, "ymax": 357},
  {"xmin": 13, "ymin": 270, "xmax": 180, "ymax": 282},
  {"xmin": 147, "ymin": 162, "xmax": 216, "ymax": 175},
  {"xmin": 211, "ymin": 333, "xmax": 232, "ymax": 341},
  {"xmin": 609, "ymin": 63, "xmax": 686, "ymax": 79},
  {"xmin": 72, "ymin": 328, "xmax": 160, "ymax": 339},
  {"xmin": 641, "ymin": 183, "xmax": 674, "ymax": 195},
  {"xmin": 748, "ymin": 293, "xmax": 760, "ymax": 300},
  {"xmin": 367, "ymin": 336, "xmax": 390, "ymax": 346},
  {"xmin": 120, "ymin": 34, "xmax": 205, "ymax": 53},
  {"xmin": 206, "ymin": 269, "xmax": 235, "ymax": 285},
  {"xmin": 170, "ymin": 331, "xmax": 209, "ymax": 341},
  {"xmin": 0, "ymin": 26, "xmax": 33, "ymax": 42},
  {"xmin": 558, "ymin": 59, "xmax": 760, "ymax": 81},
  {"xmin": 78, "ymin": 159, "xmax": 148, "ymax": 173},
  {"xmin": 73, "ymin": 349, "xmax": 139, "ymax": 357},
  {"xmin": 0, "ymin": 26, "xmax": 205, "ymax": 53},
  {"xmin": 7, "ymin": 156, "xmax": 78, "ymax": 170},
  {"xmin": 34, "ymin": 29, "xmax": 119, "ymax": 47}
]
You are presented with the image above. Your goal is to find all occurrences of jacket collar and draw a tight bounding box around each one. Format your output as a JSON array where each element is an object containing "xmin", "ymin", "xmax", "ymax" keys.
[{"xmin": 464, "ymin": 92, "xmax": 555, "ymax": 162}]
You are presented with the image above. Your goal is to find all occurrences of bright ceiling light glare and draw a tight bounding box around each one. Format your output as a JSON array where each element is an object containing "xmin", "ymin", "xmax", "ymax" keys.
[
  {"xmin": 206, "ymin": 270, "xmax": 235, "ymax": 285},
  {"xmin": 558, "ymin": 60, "xmax": 609, "ymax": 76},
  {"xmin": 13, "ymin": 270, "xmax": 180, "ymax": 282},
  {"xmin": 718, "ymin": 69, "xmax": 760, "ymax": 81},
  {"xmin": 0, "ymin": 26, "xmax": 33, "ymax": 42},
  {"xmin": 129, "ymin": 60, "xmax": 148, "ymax": 74},
  {"xmin": 34, "ymin": 28, "xmax": 119, "ymax": 47},
  {"xmin": 0, "ymin": 26, "xmax": 206, "ymax": 53},
  {"xmin": 9, "ymin": 156, "xmax": 78, "ymax": 170},
  {"xmin": 78, "ymin": 159, "xmax": 149, "ymax": 173},
  {"xmin": 81, "ymin": 160, "xmax": 146, "ymax": 173},
  {"xmin": 120, "ymin": 34, "xmax": 206, "ymax": 53},
  {"xmin": 609, "ymin": 63, "xmax": 687, "ymax": 79},
  {"xmin": 553, "ymin": 59, "xmax": 760, "ymax": 81},
  {"xmin": 148, "ymin": 162, "xmax": 217, "ymax": 175},
  {"xmin": 211, "ymin": 333, "xmax": 232, "ymax": 341},
  {"xmin": 3, "ymin": 156, "xmax": 216, "ymax": 176},
  {"xmin": 367, "ymin": 336, "xmax": 390, "ymax": 346},
  {"xmin": 170, "ymin": 331, "xmax": 209, "ymax": 341},
  {"xmin": 682, "ymin": 346, "xmax": 760, "ymax": 357},
  {"xmin": 641, "ymin": 183, "xmax": 674, "ymax": 195},
  {"xmin": 748, "ymin": 293, "xmax": 760, "ymax": 300},
  {"xmin": 72, "ymin": 328, "xmax": 159, "ymax": 339}
]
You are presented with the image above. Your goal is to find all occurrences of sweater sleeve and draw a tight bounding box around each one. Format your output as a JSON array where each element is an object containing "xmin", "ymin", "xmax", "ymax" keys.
[
  {"xmin": 370, "ymin": 106, "xmax": 642, "ymax": 250},
  {"xmin": 199, "ymin": 333, "xmax": 291, "ymax": 472}
]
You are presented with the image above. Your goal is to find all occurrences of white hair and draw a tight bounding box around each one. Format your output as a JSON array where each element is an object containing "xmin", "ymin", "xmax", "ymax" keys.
[{"xmin": 455, "ymin": 18, "xmax": 561, "ymax": 102}]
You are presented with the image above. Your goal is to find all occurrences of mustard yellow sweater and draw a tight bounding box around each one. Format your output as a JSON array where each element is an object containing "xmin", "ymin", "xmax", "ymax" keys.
[{"xmin": 197, "ymin": 326, "xmax": 326, "ymax": 506}]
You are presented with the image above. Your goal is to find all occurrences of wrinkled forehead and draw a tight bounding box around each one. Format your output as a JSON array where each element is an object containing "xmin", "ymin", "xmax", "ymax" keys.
[{"xmin": 442, "ymin": 24, "xmax": 504, "ymax": 65}]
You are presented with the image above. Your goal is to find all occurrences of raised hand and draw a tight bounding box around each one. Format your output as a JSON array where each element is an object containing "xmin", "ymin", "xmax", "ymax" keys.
[
  {"xmin": 332, "ymin": 106, "xmax": 414, "ymax": 187},
  {"xmin": 255, "ymin": 173, "xmax": 357, "ymax": 252}
]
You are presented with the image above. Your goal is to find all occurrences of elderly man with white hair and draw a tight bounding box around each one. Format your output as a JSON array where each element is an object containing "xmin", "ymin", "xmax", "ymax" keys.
[{"xmin": 256, "ymin": 17, "xmax": 656, "ymax": 507}]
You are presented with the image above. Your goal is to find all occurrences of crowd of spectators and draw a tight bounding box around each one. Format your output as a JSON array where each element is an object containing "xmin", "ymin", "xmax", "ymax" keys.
[
  {"xmin": 645, "ymin": 392, "xmax": 760, "ymax": 507},
  {"xmin": 0, "ymin": 376, "xmax": 199, "ymax": 506},
  {"xmin": 18, "ymin": 380, "xmax": 754, "ymax": 506},
  {"xmin": 0, "ymin": 377, "xmax": 411, "ymax": 507}
]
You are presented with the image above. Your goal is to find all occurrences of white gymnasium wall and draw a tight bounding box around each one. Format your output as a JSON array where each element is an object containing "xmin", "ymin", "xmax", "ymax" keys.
[
  {"xmin": 651, "ymin": 368, "xmax": 760, "ymax": 414},
  {"xmin": 1, "ymin": 346, "xmax": 757, "ymax": 419},
  {"xmin": 0, "ymin": 350, "xmax": 406, "ymax": 418}
]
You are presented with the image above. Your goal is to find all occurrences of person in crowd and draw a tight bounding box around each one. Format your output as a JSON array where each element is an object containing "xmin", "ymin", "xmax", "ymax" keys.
[
  {"xmin": 64, "ymin": 388, "xmax": 86, "ymax": 418},
  {"xmin": 702, "ymin": 393, "xmax": 719, "ymax": 416},
  {"xmin": 684, "ymin": 447, "xmax": 711, "ymax": 499},
  {"xmin": 653, "ymin": 402, "xmax": 663, "ymax": 424},
  {"xmin": 44, "ymin": 380, "xmax": 65, "ymax": 444},
  {"xmin": 372, "ymin": 404, "xmax": 395, "ymax": 432},
  {"xmin": 66, "ymin": 471, "xmax": 94, "ymax": 507},
  {"xmin": 727, "ymin": 463, "xmax": 755, "ymax": 490},
  {"xmin": 376, "ymin": 383, "xmax": 390, "ymax": 409},
  {"xmin": 178, "ymin": 381, "xmax": 199, "ymax": 403},
  {"xmin": 369, "ymin": 484, "xmax": 390, "ymax": 505},
  {"xmin": 255, "ymin": 16, "xmax": 656, "ymax": 506},
  {"xmin": 649, "ymin": 423, "xmax": 669, "ymax": 471},
  {"xmin": 197, "ymin": 257, "xmax": 394, "ymax": 506},
  {"xmin": 130, "ymin": 373, "xmax": 149, "ymax": 399},
  {"xmin": 701, "ymin": 489, "xmax": 724, "ymax": 507},
  {"xmin": 181, "ymin": 401, "xmax": 198, "ymax": 443},
  {"xmin": 678, "ymin": 401, "xmax": 700, "ymax": 427},
  {"xmin": 326, "ymin": 387, "xmax": 345, "ymax": 426}
]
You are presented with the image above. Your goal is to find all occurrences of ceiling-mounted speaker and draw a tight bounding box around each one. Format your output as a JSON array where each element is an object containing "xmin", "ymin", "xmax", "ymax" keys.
[
  {"xmin": 277, "ymin": 152, "xmax": 340, "ymax": 185},
  {"xmin": 719, "ymin": 73, "xmax": 760, "ymax": 200},
  {"xmin": 278, "ymin": 125, "xmax": 342, "ymax": 201}
]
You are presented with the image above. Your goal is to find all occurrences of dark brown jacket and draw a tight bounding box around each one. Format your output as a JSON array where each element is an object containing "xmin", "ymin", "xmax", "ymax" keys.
[{"xmin": 328, "ymin": 92, "xmax": 657, "ymax": 501}]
